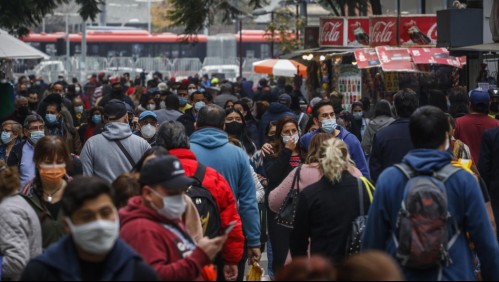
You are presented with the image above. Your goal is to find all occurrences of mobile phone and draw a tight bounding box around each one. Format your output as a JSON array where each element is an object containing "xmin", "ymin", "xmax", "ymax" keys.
[{"xmin": 224, "ymin": 221, "xmax": 238, "ymax": 235}]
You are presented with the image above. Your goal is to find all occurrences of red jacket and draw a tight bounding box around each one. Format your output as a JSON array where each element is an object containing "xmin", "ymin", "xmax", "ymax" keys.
[
  {"xmin": 170, "ymin": 148, "xmax": 244, "ymax": 265},
  {"xmin": 119, "ymin": 196, "xmax": 211, "ymax": 281}
]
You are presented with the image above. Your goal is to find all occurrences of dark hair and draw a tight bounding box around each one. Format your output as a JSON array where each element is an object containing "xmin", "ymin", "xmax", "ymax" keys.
[
  {"xmin": 374, "ymin": 100, "xmax": 393, "ymax": 118},
  {"xmin": 112, "ymin": 173, "xmax": 140, "ymax": 208},
  {"xmin": 23, "ymin": 114, "xmax": 45, "ymax": 129},
  {"xmin": 156, "ymin": 121, "xmax": 189, "ymax": 150},
  {"xmin": 448, "ymin": 87, "xmax": 469, "ymax": 118},
  {"xmin": 197, "ymin": 104, "xmax": 226, "ymax": 129},
  {"xmin": 165, "ymin": 94, "xmax": 180, "ymax": 110},
  {"xmin": 34, "ymin": 136, "xmax": 72, "ymax": 168},
  {"xmin": 46, "ymin": 102, "xmax": 62, "ymax": 113},
  {"xmin": 304, "ymin": 115, "xmax": 318, "ymax": 133},
  {"xmin": 271, "ymin": 116, "xmax": 301, "ymax": 158},
  {"xmin": 394, "ymin": 88, "xmax": 419, "ymax": 118},
  {"xmin": 409, "ymin": 106, "xmax": 450, "ymax": 149},
  {"xmin": 360, "ymin": 97, "xmax": 371, "ymax": 112},
  {"xmin": 225, "ymin": 108, "xmax": 256, "ymax": 156},
  {"xmin": 312, "ymin": 99, "xmax": 334, "ymax": 119},
  {"xmin": 233, "ymin": 101, "xmax": 256, "ymax": 123},
  {"xmin": 255, "ymin": 100, "xmax": 269, "ymax": 120},
  {"xmin": 351, "ymin": 101, "xmax": 364, "ymax": 112},
  {"xmin": 275, "ymin": 256, "xmax": 337, "ymax": 281},
  {"xmin": 140, "ymin": 93, "xmax": 155, "ymax": 109},
  {"xmin": 88, "ymin": 106, "xmax": 104, "ymax": 125},
  {"xmin": 0, "ymin": 160, "xmax": 20, "ymax": 201},
  {"xmin": 62, "ymin": 176, "xmax": 114, "ymax": 217},
  {"xmin": 224, "ymin": 99, "xmax": 236, "ymax": 109},
  {"xmin": 427, "ymin": 89, "xmax": 448, "ymax": 113},
  {"xmin": 131, "ymin": 146, "xmax": 169, "ymax": 173}
]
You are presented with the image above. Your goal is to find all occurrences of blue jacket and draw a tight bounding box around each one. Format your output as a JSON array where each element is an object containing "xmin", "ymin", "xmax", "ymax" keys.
[
  {"xmin": 369, "ymin": 118, "xmax": 413, "ymax": 182},
  {"xmin": 259, "ymin": 103, "xmax": 297, "ymax": 146},
  {"xmin": 362, "ymin": 149, "xmax": 499, "ymax": 281},
  {"xmin": 190, "ymin": 128, "xmax": 261, "ymax": 247},
  {"xmin": 300, "ymin": 126, "xmax": 370, "ymax": 178},
  {"xmin": 21, "ymin": 235, "xmax": 158, "ymax": 281}
]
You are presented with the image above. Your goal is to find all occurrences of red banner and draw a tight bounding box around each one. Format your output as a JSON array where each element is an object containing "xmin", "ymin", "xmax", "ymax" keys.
[
  {"xmin": 347, "ymin": 17, "xmax": 370, "ymax": 47},
  {"xmin": 409, "ymin": 48, "xmax": 462, "ymax": 68},
  {"xmin": 369, "ymin": 16, "xmax": 398, "ymax": 47},
  {"xmin": 354, "ymin": 48, "xmax": 380, "ymax": 68},
  {"xmin": 319, "ymin": 18, "xmax": 346, "ymax": 47},
  {"xmin": 399, "ymin": 15, "xmax": 437, "ymax": 47},
  {"xmin": 376, "ymin": 46, "xmax": 418, "ymax": 72}
]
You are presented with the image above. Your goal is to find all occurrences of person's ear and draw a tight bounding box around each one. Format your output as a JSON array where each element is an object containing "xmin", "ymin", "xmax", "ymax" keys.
[{"xmin": 313, "ymin": 117, "xmax": 320, "ymax": 126}]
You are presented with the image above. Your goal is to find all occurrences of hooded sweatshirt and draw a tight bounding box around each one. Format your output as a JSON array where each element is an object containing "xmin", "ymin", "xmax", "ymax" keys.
[
  {"xmin": 190, "ymin": 128, "xmax": 261, "ymax": 248},
  {"xmin": 80, "ymin": 122, "xmax": 151, "ymax": 183},
  {"xmin": 19, "ymin": 235, "xmax": 158, "ymax": 281},
  {"xmin": 259, "ymin": 103, "xmax": 297, "ymax": 146},
  {"xmin": 120, "ymin": 196, "xmax": 211, "ymax": 281},
  {"xmin": 362, "ymin": 149, "xmax": 499, "ymax": 281},
  {"xmin": 361, "ymin": 115, "xmax": 396, "ymax": 156}
]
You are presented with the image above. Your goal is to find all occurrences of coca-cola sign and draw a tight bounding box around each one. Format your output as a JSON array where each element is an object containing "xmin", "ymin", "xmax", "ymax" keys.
[
  {"xmin": 319, "ymin": 18, "xmax": 346, "ymax": 47},
  {"xmin": 347, "ymin": 17, "xmax": 370, "ymax": 47},
  {"xmin": 369, "ymin": 16, "xmax": 398, "ymax": 47},
  {"xmin": 399, "ymin": 15, "xmax": 437, "ymax": 46}
]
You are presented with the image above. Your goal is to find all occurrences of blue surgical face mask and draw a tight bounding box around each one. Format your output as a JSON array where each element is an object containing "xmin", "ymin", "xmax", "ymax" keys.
[
  {"xmin": 92, "ymin": 115, "xmax": 102, "ymax": 124},
  {"xmin": 321, "ymin": 118, "xmax": 337, "ymax": 133},
  {"xmin": 194, "ymin": 101, "xmax": 206, "ymax": 112},
  {"xmin": 1, "ymin": 131, "xmax": 12, "ymax": 144},
  {"xmin": 178, "ymin": 97, "xmax": 187, "ymax": 107},
  {"xmin": 30, "ymin": 131, "xmax": 45, "ymax": 144},
  {"xmin": 353, "ymin": 112, "xmax": 363, "ymax": 120},
  {"xmin": 45, "ymin": 114, "xmax": 58, "ymax": 124},
  {"xmin": 74, "ymin": 106, "xmax": 84, "ymax": 114}
]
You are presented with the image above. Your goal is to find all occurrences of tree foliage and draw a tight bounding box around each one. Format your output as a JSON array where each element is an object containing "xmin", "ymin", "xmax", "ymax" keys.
[
  {"xmin": 167, "ymin": 0, "xmax": 269, "ymax": 35},
  {"xmin": 0, "ymin": 0, "xmax": 102, "ymax": 37}
]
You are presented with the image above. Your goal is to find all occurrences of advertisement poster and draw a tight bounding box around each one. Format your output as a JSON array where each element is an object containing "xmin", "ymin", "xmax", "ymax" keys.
[
  {"xmin": 319, "ymin": 18, "xmax": 347, "ymax": 47},
  {"xmin": 409, "ymin": 48, "xmax": 462, "ymax": 68},
  {"xmin": 375, "ymin": 46, "xmax": 418, "ymax": 72},
  {"xmin": 399, "ymin": 15, "xmax": 437, "ymax": 47},
  {"xmin": 347, "ymin": 17, "xmax": 370, "ymax": 47},
  {"xmin": 354, "ymin": 48, "xmax": 381, "ymax": 68}
]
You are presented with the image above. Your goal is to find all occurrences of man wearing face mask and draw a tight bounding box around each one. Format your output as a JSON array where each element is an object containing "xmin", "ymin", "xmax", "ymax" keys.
[
  {"xmin": 299, "ymin": 99, "xmax": 370, "ymax": 178},
  {"xmin": 20, "ymin": 176, "xmax": 160, "ymax": 281},
  {"xmin": 7, "ymin": 114, "xmax": 46, "ymax": 186},
  {"xmin": 120, "ymin": 155, "xmax": 227, "ymax": 281},
  {"xmin": 37, "ymin": 82, "xmax": 75, "ymax": 128},
  {"xmin": 97, "ymin": 76, "xmax": 134, "ymax": 110},
  {"xmin": 8, "ymin": 96, "xmax": 33, "ymax": 125},
  {"xmin": 27, "ymin": 89, "xmax": 40, "ymax": 112},
  {"xmin": 177, "ymin": 85, "xmax": 193, "ymax": 113},
  {"xmin": 0, "ymin": 120, "xmax": 23, "ymax": 162},
  {"xmin": 80, "ymin": 99, "xmax": 151, "ymax": 183},
  {"xmin": 134, "ymin": 111, "xmax": 158, "ymax": 145},
  {"xmin": 177, "ymin": 91, "xmax": 208, "ymax": 136}
]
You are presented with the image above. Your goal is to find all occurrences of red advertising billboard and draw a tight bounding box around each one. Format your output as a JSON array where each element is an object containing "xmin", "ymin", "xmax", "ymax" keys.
[
  {"xmin": 319, "ymin": 18, "xmax": 347, "ymax": 47},
  {"xmin": 354, "ymin": 48, "xmax": 380, "ymax": 68},
  {"xmin": 376, "ymin": 46, "xmax": 418, "ymax": 72},
  {"xmin": 399, "ymin": 15, "xmax": 437, "ymax": 47},
  {"xmin": 409, "ymin": 48, "xmax": 462, "ymax": 68},
  {"xmin": 347, "ymin": 17, "xmax": 370, "ymax": 47},
  {"xmin": 369, "ymin": 16, "xmax": 398, "ymax": 47}
]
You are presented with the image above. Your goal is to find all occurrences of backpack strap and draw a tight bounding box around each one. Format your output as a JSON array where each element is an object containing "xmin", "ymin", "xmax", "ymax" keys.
[
  {"xmin": 394, "ymin": 163, "xmax": 417, "ymax": 180},
  {"xmin": 357, "ymin": 178, "xmax": 365, "ymax": 216},
  {"xmin": 434, "ymin": 164, "xmax": 462, "ymax": 183},
  {"xmin": 194, "ymin": 163, "xmax": 207, "ymax": 184}
]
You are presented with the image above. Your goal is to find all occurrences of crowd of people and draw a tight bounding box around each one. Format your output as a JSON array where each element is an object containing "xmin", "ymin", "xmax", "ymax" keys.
[{"xmin": 1, "ymin": 70, "xmax": 499, "ymax": 281}]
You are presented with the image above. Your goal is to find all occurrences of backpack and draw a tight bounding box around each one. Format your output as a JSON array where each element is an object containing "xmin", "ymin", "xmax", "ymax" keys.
[
  {"xmin": 393, "ymin": 163, "xmax": 462, "ymax": 271},
  {"xmin": 186, "ymin": 164, "xmax": 222, "ymax": 238}
]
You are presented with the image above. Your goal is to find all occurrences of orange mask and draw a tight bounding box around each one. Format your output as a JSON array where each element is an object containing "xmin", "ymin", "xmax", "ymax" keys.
[{"xmin": 39, "ymin": 164, "xmax": 67, "ymax": 183}]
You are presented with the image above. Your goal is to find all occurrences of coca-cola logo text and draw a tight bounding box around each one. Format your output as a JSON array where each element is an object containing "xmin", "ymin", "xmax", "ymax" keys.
[
  {"xmin": 321, "ymin": 21, "xmax": 343, "ymax": 44},
  {"xmin": 372, "ymin": 21, "xmax": 395, "ymax": 44},
  {"xmin": 427, "ymin": 23, "xmax": 437, "ymax": 40}
]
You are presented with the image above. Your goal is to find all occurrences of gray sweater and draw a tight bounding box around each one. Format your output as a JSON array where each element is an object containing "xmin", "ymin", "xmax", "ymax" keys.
[
  {"xmin": 80, "ymin": 122, "xmax": 151, "ymax": 183},
  {"xmin": 0, "ymin": 194, "xmax": 42, "ymax": 281}
]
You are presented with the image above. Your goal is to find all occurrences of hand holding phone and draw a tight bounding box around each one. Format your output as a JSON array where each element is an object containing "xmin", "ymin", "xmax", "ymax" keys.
[{"xmin": 224, "ymin": 221, "xmax": 238, "ymax": 235}]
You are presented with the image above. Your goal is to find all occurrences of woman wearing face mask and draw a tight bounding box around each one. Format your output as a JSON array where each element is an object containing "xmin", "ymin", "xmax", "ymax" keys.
[
  {"xmin": 263, "ymin": 116, "xmax": 304, "ymax": 275},
  {"xmin": 225, "ymin": 109, "xmax": 257, "ymax": 158},
  {"xmin": 233, "ymin": 101, "xmax": 260, "ymax": 148},
  {"xmin": 138, "ymin": 93, "xmax": 158, "ymax": 113},
  {"xmin": 71, "ymin": 97, "xmax": 85, "ymax": 128},
  {"xmin": 349, "ymin": 102, "xmax": 370, "ymax": 142},
  {"xmin": 19, "ymin": 136, "xmax": 74, "ymax": 249},
  {"xmin": 0, "ymin": 120, "xmax": 23, "ymax": 162},
  {"xmin": 77, "ymin": 106, "xmax": 104, "ymax": 146}
]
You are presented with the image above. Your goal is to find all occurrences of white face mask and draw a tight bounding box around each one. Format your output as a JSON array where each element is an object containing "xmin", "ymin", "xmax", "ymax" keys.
[
  {"xmin": 160, "ymin": 101, "xmax": 166, "ymax": 110},
  {"xmin": 188, "ymin": 89, "xmax": 197, "ymax": 96},
  {"xmin": 150, "ymin": 189, "xmax": 186, "ymax": 220},
  {"xmin": 65, "ymin": 217, "xmax": 119, "ymax": 254},
  {"xmin": 141, "ymin": 124, "xmax": 157, "ymax": 139},
  {"xmin": 147, "ymin": 104, "xmax": 156, "ymax": 111},
  {"xmin": 75, "ymin": 87, "xmax": 81, "ymax": 92},
  {"xmin": 282, "ymin": 133, "xmax": 299, "ymax": 144}
]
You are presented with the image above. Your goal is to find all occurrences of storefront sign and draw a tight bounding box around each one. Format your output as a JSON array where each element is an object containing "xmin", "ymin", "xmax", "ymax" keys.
[
  {"xmin": 347, "ymin": 17, "xmax": 370, "ymax": 47},
  {"xmin": 400, "ymin": 15, "xmax": 437, "ymax": 47},
  {"xmin": 369, "ymin": 16, "xmax": 398, "ymax": 47},
  {"xmin": 319, "ymin": 18, "xmax": 347, "ymax": 47},
  {"xmin": 354, "ymin": 48, "xmax": 380, "ymax": 68},
  {"xmin": 375, "ymin": 46, "xmax": 417, "ymax": 72}
]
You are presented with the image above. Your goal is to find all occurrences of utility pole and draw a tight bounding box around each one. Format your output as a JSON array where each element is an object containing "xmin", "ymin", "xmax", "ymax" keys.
[
  {"xmin": 271, "ymin": 11, "xmax": 275, "ymax": 58},
  {"xmin": 66, "ymin": 13, "xmax": 70, "ymax": 76}
]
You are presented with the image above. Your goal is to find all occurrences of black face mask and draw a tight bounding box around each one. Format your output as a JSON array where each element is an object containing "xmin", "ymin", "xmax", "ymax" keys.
[
  {"xmin": 18, "ymin": 106, "xmax": 30, "ymax": 115},
  {"xmin": 225, "ymin": 122, "xmax": 243, "ymax": 136},
  {"xmin": 112, "ymin": 88, "xmax": 123, "ymax": 96},
  {"xmin": 490, "ymin": 102, "xmax": 499, "ymax": 113}
]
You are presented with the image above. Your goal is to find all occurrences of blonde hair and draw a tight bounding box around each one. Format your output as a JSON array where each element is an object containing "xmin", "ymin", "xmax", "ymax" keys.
[
  {"xmin": 1, "ymin": 120, "xmax": 22, "ymax": 135},
  {"xmin": 319, "ymin": 138, "xmax": 350, "ymax": 183},
  {"xmin": 306, "ymin": 133, "xmax": 334, "ymax": 164}
]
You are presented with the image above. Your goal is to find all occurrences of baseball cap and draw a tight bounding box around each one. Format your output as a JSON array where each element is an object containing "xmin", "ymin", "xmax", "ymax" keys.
[
  {"xmin": 139, "ymin": 155, "xmax": 196, "ymax": 191},
  {"xmin": 278, "ymin": 94, "xmax": 292, "ymax": 106},
  {"xmin": 158, "ymin": 82, "xmax": 168, "ymax": 92},
  {"xmin": 104, "ymin": 99, "xmax": 127, "ymax": 120},
  {"xmin": 109, "ymin": 76, "xmax": 120, "ymax": 85},
  {"xmin": 469, "ymin": 89, "xmax": 490, "ymax": 105},
  {"xmin": 139, "ymin": 111, "xmax": 158, "ymax": 122}
]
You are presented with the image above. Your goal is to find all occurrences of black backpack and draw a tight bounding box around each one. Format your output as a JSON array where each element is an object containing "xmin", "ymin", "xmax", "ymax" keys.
[
  {"xmin": 186, "ymin": 164, "xmax": 222, "ymax": 238},
  {"xmin": 393, "ymin": 163, "xmax": 462, "ymax": 270}
]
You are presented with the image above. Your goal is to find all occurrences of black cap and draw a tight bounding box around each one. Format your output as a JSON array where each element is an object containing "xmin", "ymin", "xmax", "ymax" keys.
[
  {"xmin": 139, "ymin": 155, "xmax": 196, "ymax": 191},
  {"xmin": 104, "ymin": 99, "xmax": 127, "ymax": 120}
]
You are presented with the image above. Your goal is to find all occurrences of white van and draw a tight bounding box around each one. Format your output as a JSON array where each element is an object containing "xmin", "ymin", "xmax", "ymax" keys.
[{"xmin": 198, "ymin": 65, "xmax": 240, "ymax": 82}]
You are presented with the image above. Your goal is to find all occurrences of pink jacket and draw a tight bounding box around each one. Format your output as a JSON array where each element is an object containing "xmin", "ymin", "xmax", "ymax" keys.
[{"xmin": 269, "ymin": 163, "xmax": 363, "ymax": 213}]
